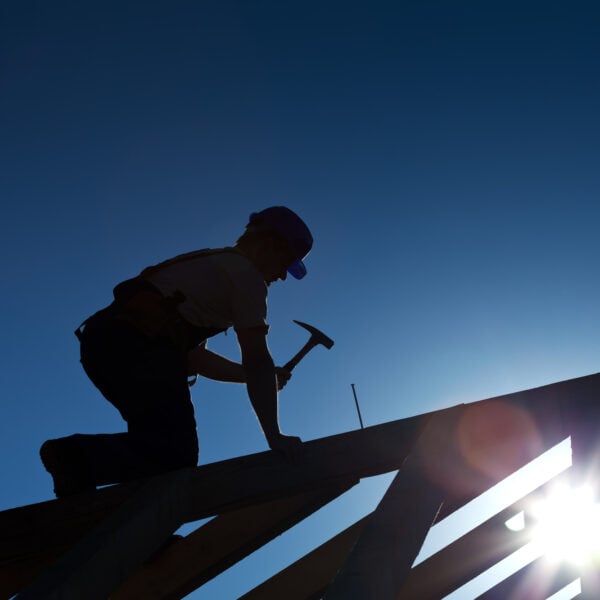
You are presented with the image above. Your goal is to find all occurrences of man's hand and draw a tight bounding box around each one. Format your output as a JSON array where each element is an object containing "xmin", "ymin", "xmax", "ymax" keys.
[
  {"xmin": 236, "ymin": 328, "xmax": 299, "ymax": 461},
  {"xmin": 267, "ymin": 432, "xmax": 303, "ymax": 463},
  {"xmin": 275, "ymin": 366, "xmax": 292, "ymax": 391}
]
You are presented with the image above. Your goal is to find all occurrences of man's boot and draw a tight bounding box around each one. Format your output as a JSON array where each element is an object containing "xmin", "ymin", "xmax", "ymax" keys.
[{"xmin": 40, "ymin": 437, "xmax": 96, "ymax": 498}]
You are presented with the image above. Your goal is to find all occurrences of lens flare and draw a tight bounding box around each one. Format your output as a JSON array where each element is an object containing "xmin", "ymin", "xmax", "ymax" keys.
[{"xmin": 529, "ymin": 484, "xmax": 600, "ymax": 565}]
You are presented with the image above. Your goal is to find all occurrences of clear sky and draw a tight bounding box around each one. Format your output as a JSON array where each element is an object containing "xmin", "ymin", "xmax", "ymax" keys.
[{"xmin": 2, "ymin": 1, "xmax": 600, "ymax": 598}]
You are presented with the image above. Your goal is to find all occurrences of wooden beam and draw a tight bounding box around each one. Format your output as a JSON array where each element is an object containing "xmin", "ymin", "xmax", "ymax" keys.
[
  {"xmin": 248, "ymin": 370, "xmax": 578, "ymax": 600},
  {"xmin": 3, "ymin": 373, "xmax": 599, "ymax": 599},
  {"xmin": 324, "ymin": 408, "xmax": 461, "ymax": 598},
  {"xmin": 1, "ymin": 410, "xmax": 428, "ymax": 567},
  {"xmin": 112, "ymin": 481, "xmax": 357, "ymax": 600},
  {"xmin": 239, "ymin": 516, "xmax": 371, "ymax": 600},
  {"xmin": 0, "ymin": 482, "xmax": 142, "ymax": 599},
  {"xmin": 558, "ymin": 375, "xmax": 600, "ymax": 599},
  {"xmin": 0, "ymin": 480, "xmax": 139, "ymax": 565},
  {"xmin": 433, "ymin": 374, "xmax": 569, "ymax": 523},
  {"xmin": 477, "ymin": 558, "xmax": 580, "ymax": 599},
  {"xmin": 6, "ymin": 372, "xmax": 596, "ymax": 566},
  {"xmin": 400, "ymin": 505, "xmax": 534, "ymax": 598},
  {"xmin": 182, "ymin": 411, "xmax": 430, "ymax": 523},
  {"xmin": 148, "ymin": 370, "xmax": 592, "ymax": 529},
  {"xmin": 398, "ymin": 470, "xmax": 572, "ymax": 598},
  {"xmin": 247, "ymin": 478, "xmax": 551, "ymax": 600},
  {"xmin": 16, "ymin": 470, "xmax": 191, "ymax": 600}
]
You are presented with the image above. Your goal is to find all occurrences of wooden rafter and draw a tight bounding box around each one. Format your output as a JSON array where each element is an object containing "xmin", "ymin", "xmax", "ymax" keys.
[
  {"xmin": 112, "ymin": 482, "xmax": 357, "ymax": 600},
  {"xmin": 2, "ymin": 372, "xmax": 598, "ymax": 599}
]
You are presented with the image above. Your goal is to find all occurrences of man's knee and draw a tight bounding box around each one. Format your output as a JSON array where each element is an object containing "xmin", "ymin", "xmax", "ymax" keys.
[{"xmin": 160, "ymin": 434, "xmax": 198, "ymax": 469}]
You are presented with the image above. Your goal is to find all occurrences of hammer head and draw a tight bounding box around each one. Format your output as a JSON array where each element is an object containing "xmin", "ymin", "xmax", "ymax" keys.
[{"xmin": 293, "ymin": 320, "xmax": 334, "ymax": 349}]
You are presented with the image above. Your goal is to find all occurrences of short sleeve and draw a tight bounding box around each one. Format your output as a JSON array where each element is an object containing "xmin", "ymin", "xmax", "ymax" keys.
[{"xmin": 229, "ymin": 270, "xmax": 269, "ymax": 331}]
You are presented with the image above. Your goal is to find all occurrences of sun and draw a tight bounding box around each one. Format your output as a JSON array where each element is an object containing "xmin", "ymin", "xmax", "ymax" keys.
[{"xmin": 527, "ymin": 483, "xmax": 600, "ymax": 566}]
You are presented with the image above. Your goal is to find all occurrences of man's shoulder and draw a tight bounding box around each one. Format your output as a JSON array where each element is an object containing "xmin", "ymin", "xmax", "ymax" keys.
[{"xmin": 209, "ymin": 248, "xmax": 262, "ymax": 280}]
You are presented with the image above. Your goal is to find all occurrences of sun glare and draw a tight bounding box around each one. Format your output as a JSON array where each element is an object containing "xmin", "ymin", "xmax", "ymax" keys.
[{"xmin": 528, "ymin": 484, "xmax": 600, "ymax": 566}]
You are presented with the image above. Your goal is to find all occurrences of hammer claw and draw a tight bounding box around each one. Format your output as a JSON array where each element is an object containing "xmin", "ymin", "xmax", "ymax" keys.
[
  {"xmin": 283, "ymin": 320, "xmax": 334, "ymax": 372},
  {"xmin": 292, "ymin": 320, "xmax": 334, "ymax": 349}
]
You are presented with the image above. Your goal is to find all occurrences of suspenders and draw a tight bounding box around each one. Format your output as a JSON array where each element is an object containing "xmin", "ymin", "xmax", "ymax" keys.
[{"xmin": 76, "ymin": 247, "xmax": 241, "ymax": 350}]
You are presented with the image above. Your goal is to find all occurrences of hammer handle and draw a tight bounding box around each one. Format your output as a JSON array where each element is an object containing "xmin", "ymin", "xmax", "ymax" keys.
[{"xmin": 283, "ymin": 339, "xmax": 318, "ymax": 372}]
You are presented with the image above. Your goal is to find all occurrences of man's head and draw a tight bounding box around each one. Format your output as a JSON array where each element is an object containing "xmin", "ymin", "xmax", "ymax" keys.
[{"xmin": 236, "ymin": 206, "xmax": 313, "ymax": 285}]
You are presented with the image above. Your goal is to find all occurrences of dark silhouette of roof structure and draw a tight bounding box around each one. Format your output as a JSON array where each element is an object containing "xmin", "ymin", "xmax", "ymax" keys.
[{"xmin": 2, "ymin": 373, "xmax": 600, "ymax": 599}]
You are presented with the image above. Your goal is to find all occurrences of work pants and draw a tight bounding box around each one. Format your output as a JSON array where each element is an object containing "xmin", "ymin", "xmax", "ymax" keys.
[{"xmin": 67, "ymin": 312, "xmax": 199, "ymax": 488}]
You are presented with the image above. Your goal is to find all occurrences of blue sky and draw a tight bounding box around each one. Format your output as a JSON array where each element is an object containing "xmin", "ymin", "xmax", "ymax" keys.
[{"xmin": 2, "ymin": 1, "xmax": 600, "ymax": 597}]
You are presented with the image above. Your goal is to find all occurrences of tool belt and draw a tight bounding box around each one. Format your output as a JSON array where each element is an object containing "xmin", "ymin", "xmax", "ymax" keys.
[{"xmin": 76, "ymin": 277, "xmax": 224, "ymax": 354}]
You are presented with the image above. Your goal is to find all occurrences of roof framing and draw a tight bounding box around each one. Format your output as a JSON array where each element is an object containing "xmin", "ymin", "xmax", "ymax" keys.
[{"xmin": 3, "ymin": 372, "xmax": 599, "ymax": 599}]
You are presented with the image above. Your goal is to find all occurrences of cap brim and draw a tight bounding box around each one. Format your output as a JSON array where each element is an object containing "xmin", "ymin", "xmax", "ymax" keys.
[{"xmin": 288, "ymin": 259, "xmax": 307, "ymax": 280}]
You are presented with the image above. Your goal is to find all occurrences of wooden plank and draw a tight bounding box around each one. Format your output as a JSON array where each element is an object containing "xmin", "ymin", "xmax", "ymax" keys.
[
  {"xmin": 3, "ymin": 372, "xmax": 599, "ymax": 599},
  {"xmin": 1, "ymin": 411, "xmax": 428, "ymax": 564},
  {"xmin": 433, "ymin": 375, "xmax": 569, "ymax": 523},
  {"xmin": 182, "ymin": 411, "xmax": 430, "ymax": 524},
  {"xmin": 477, "ymin": 558, "xmax": 580, "ymax": 599},
  {"xmin": 401, "ymin": 505, "xmax": 534, "ymax": 598},
  {"xmin": 16, "ymin": 470, "xmax": 191, "ymax": 600},
  {"xmin": 558, "ymin": 376, "xmax": 600, "ymax": 599},
  {"xmin": 0, "ymin": 483, "xmax": 142, "ymax": 599},
  {"xmin": 324, "ymin": 408, "xmax": 461, "ymax": 599},
  {"xmin": 5, "ymin": 372, "xmax": 596, "ymax": 565},
  {"xmin": 215, "ymin": 373, "xmax": 594, "ymax": 599},
  {"xmin": 2, "ymin": 412, "xmax": 426, "ymax": 598},
  {"xmin": 0, "ymin": 480, "xmax": 140, "ymax": 562},
  {"xmin": 239, "ymin": 516, "xmax": 371, "ymax": 600},
  {"xmin": 181, "ymin": 371, "xmax": 589, "ymax": 528},
  {"xmin": 399, "ymin": 470, "xmax": 572, "ymax": 598},
  {"xmin": 112, "ymin": 481, "xmax": 357, "ymax": 600}
]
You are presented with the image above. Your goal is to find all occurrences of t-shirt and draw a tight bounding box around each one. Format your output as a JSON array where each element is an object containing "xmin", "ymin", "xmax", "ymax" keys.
[{"xmin": 144, "ymin": 247, "xmax": 268, "ymax": 333}]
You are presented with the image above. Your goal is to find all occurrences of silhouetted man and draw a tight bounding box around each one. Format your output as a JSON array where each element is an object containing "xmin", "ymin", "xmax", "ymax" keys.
[{"xmin": 41, "ymin": 206, "xmax": 313, "ymax": 497}]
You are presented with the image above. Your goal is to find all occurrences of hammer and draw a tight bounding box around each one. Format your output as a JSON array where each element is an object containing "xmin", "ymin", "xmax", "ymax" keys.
[{"xmin": 283, "ymin": 320, "xmax": 334, "ymax": 372}]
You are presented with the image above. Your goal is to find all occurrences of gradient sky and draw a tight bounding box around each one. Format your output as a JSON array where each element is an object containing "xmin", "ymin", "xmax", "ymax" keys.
[{"xmin": 2, "ymin": 1, "xmax": 600, "ymax": 598}]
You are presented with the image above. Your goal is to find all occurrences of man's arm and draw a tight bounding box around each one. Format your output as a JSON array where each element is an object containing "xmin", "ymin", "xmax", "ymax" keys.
[
  {"xmin": 236, "ymin": 327, "xmax": 302, "ymax": 459},
  {"xmin": 187, "ymin": 345, "xmax": 245, "ymax": 382},
  {"xmin": 187, "ymin": 344, "xmax": 292, "ymax": 389}
]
